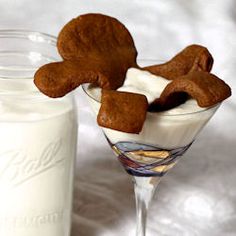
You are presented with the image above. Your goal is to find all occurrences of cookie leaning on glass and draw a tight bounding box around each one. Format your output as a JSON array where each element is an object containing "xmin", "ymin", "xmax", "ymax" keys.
[
  {"xmin": 34, "ymin": 13, "xmax": 138, "ymax": 96},
  {"xmin": 34, "ymin": 13, "xmax": 231, "ymax": 134}
]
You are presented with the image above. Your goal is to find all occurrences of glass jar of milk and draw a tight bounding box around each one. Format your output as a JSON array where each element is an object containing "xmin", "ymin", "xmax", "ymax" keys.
[{"xmin": 0, "ymin": 30, "xmax": 77, "ymax": 236}]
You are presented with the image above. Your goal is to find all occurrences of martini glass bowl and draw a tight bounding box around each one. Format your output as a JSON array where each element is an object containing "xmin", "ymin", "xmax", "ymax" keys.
[{"xmin": 82, "ymin": 60, "xmax": 220, "ymax": 236}]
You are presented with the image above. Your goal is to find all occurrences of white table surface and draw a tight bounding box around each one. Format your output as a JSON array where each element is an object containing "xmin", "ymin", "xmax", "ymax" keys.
[{"xmin": 1, "ymin": 1, "xmax": 235, "ymax": 235}]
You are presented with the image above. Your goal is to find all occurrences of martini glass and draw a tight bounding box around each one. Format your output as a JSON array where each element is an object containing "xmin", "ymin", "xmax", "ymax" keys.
[{"xmin": 82, "ymin": 61, "xmax": 220, "ymax": 236}]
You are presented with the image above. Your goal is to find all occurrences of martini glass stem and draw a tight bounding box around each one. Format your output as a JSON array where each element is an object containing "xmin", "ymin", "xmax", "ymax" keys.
[{"xmin": 133, "ymin": 176, "xmax": 161, "ymax": 236}]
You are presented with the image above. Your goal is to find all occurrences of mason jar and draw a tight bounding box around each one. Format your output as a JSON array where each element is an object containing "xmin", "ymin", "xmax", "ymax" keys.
[{"xmin": 0, "ymin": 30, "xmax": 77, "ymax": 236}]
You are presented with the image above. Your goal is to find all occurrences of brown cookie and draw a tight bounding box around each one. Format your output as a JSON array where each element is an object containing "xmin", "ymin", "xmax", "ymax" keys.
[
  {"xmin": 98, "ymin": 90, "xmax": 148, "ymax": 133},
  {"xmin": 144, "ymin": 44, "xmax": 213, "ymax": 80},
  {"xmin": 149, "ymin": 71, "xmax": 231, "ymax": 111},
  {"xmin": 34, "ymin": 14, "xmax": 138, "ymax": 97}
]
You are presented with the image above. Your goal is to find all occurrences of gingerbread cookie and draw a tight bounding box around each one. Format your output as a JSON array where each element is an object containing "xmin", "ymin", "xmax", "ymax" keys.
[
  {"xmin": 97, "ymin": 90, "xmax": 148, "ymax": 133},
  {"xmin": 149, "ymin": 71, "xmax": 231, "ymax": 111},
  {"xmin": 34, "ymin": 13, "xmax": 138, "ymax": 97}
]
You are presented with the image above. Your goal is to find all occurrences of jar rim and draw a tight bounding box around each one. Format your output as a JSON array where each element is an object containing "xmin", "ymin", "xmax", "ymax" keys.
[
  {"xmin": 0, "ymin": 29, "xmax": 57, "ymax": 46},
  {"xmin": 0, "ymin": 29, "xmax": 58, "ymax": 98}
]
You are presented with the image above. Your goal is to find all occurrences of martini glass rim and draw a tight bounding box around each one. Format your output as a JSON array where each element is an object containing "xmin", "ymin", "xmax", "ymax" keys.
[{"xmin": 82, "ymin": 83, "xmax": 220, "ymax": 117}]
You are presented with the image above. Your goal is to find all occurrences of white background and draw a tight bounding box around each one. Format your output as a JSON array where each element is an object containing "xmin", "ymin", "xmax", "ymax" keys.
[{"xmin": 1, "ymin": 1, "xmax": 235, "ymax": 235}]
